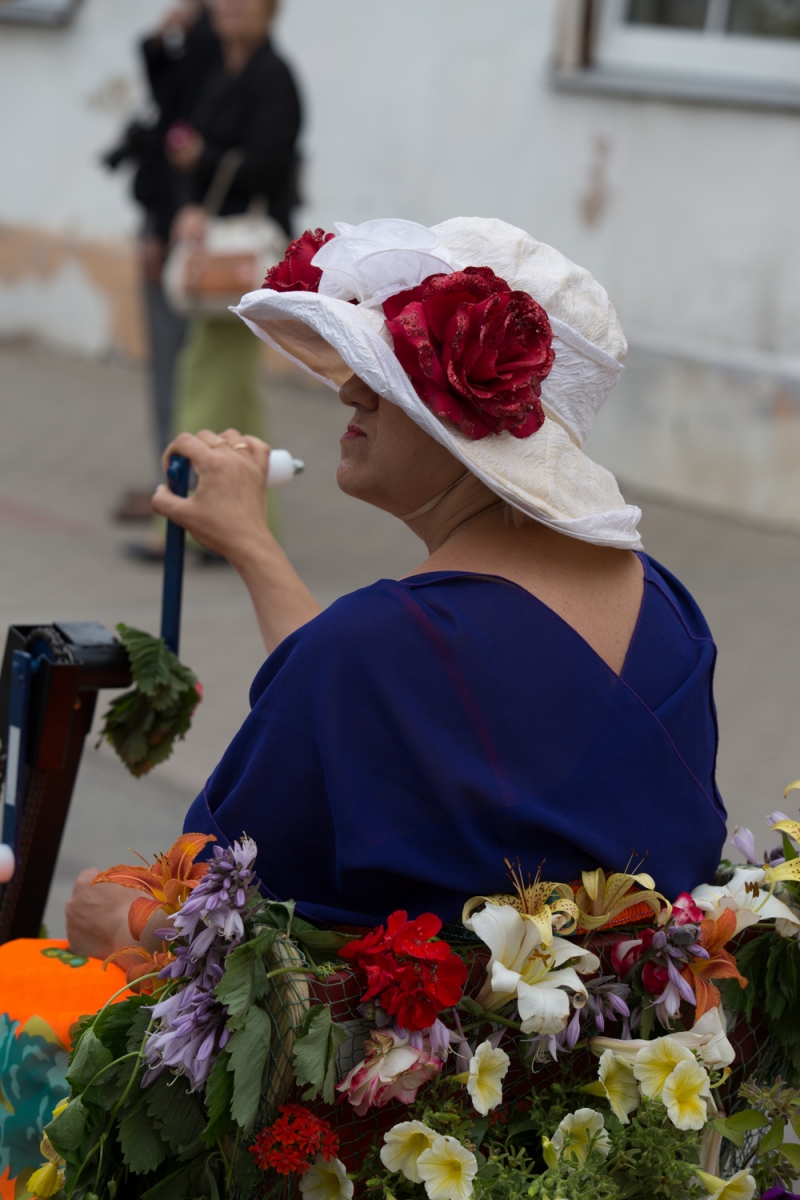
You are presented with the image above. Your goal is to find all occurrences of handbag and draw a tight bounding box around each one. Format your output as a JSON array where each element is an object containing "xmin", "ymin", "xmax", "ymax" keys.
[{"xmin": 163, "ymin": 149, "xmax": 288, "ymax": 318}]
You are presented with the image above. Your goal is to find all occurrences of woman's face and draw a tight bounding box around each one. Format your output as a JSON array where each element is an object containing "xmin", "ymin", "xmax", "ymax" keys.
[
  {"xmin": 210, "ymin": 0, "xmax": 273, "ymax": 42},
  {"xmin": 336, "ymin": 377, "xmax": 464, "ymax": 516}
]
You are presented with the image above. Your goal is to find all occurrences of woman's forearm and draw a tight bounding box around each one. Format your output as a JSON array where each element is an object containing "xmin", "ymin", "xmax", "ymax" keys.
[{"xmin": 232, "ymin": 532, "xmax": 323, "ymax": 653}]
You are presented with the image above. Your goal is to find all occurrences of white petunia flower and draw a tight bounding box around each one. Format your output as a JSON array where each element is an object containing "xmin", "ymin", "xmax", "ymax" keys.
[
  {"xmin": 596, "ymin": 1050, "xmax": 640, "ymax": 1123},
  {"xmin": 661, "ymin": 1057, "xmax": 711, "ymax": 1130},
  {"xmin": 380, "ymin": 1121, "xmax": 438, "ymax": 1184},
  {"xmin": 299, "ymin": 1157, "xmax": 353, "ymax": 1200},
  {"xmin": 695, "ymin": 1168, "xmax": 757, "ymax": 1200},
  {"xmin": 632, "ymin": 1036, "xmax": 697, "ymax": 1099},
  {"xmin": 551, "ymin": 1108, "xmax": 610, "ymax": 1166},
  {"xmin": 466, "ymin": 1041, "xmax": 510, "ymax": 1116},
  {"xmin": 417, "ymin": 1135, "xmax": 478, "ymax": 1200}
]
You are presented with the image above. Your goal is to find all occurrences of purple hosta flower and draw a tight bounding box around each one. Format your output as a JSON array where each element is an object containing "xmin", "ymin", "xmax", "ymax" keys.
[
  {"xmin": 143, "ymin": 839, "xmax": 259, "ymax": 1089},
  {"xmin": 760, "ymin": 1188, "xmax": 800, "ymax": 1200},
  {"xmin": 171, "ymin": 837, "xmax": 258, "ymax": 956},
  {"xmin": 584, "ymin": 975, "xmax": 632, "ymax": 1038},
  {"xmin": 648, "ymin": 926, "xmax": 709, "ymax": 1028},
  {"xmin": 142, "ymin": 960, "xmax": 229, "ymax": 1090},
  {"xmin": 730, "ymin": 826, "xmax": 759, "ymax": 865}
]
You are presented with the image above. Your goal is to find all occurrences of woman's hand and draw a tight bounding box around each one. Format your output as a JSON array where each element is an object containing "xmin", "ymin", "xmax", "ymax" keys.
[
  {"xmin": 153, "ymin": 429, "xmax": 273, "ymax": 569},
  {"xmin": 171, "ymin": 204, "xmax": 208, "ymax": 246},
  {"xmin": 152, "ymin": 429, "xmax": 323, "ymax": 652},
  {"xmin": 65, "ymin": 868, "xmax": 134, "ymax": 962}
]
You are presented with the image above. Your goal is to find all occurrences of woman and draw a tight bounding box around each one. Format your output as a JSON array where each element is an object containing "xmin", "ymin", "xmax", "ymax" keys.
[
  {"xmin": 68, "ymin": 216, "xmax": 726, "ymax": 955},
  {"xmin": 166, "ymin": 0, "xmax": 301, "ymax": 447}
]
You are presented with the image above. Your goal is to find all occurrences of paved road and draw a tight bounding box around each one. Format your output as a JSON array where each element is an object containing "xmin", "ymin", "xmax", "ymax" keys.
[{"xmin": 1, "ymin": 343, "xmax": 798, "ymax": 936}]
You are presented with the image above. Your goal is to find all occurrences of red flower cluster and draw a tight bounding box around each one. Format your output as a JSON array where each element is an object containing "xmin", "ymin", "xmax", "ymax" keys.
[
  {"xmin": 383, "ymin": 266, "xmax": 555, "ymax": 441},
  {"xmin": 263, "ymin": 228, "xmax": 333, "ymax": 293},
  {"xmin": 249, "ymin": 1105, "xmax": 339, "ymax": 1176},
  {"xmin": 339, "ymin": 910, "xmax": 467, "ymax": 1032}
]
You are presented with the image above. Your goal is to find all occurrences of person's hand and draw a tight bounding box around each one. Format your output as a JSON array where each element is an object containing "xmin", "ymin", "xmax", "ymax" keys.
[
  {"xmin": 152, "ymin": 429, "xmax": 274, "ymax": 568},
  {"xmin": 65, "ymin": 868, "xmax": 135, "ymax": 962},
  {"xmin": 171, "ymin": 204, "xmax": 208, "ymax": 246}
]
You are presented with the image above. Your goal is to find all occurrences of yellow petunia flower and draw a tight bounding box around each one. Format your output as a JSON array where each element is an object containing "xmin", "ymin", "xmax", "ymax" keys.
[
  {"xmin": 466, "ymin": 1041, "xmax": 510, "ymax": 1116},
  {"xmin": 416, "ymin": 1135, "xmax": 479, "ymax": 1200},
  {"xmin": 695, "ymin": 1168, "xmax": 757, "ymax": 1200},
  {"xmin": 595, "ymin": 1050, "xmax": 640, "ymax": 1123},
  {"xmin": 551, "ymin": 1108, "xmax": 610, "ymax": 1166},
  {"xmin": 381, "ymin": 1120, "xmax": 439, "ymax": 1184},
  {"xmin": 661, "ymin": 1057, "xmax": 711, "ymax": 1130},
  {"xmin": 28, "ymin": 1161, "xmax": 64, "ymax": 1199},
  {"xmin": 298, "ymin": 1156, "xmax": 354, "ymax": 1200},
  {"xmin": 632, "ymin": 1035, "xmax": 696, "ymax": 1098}
]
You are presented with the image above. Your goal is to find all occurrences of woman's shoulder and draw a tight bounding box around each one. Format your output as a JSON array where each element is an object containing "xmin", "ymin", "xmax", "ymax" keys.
[{"xmin": 639, "ymin": 553, "xmax": 714, "ymax": 643}]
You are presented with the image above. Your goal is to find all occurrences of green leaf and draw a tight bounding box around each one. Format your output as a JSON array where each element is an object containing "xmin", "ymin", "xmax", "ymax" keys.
[
  {"xmin": 141, "ymin": 1162, "xmax": 196, "ymax": 1200},
  {"xmin": 44, "ymin": 1096, "xmax": 88, "ymax": 1154},
  {"xmin": 145, "ymin": 1074, "xmax": 206, "ymax": 1154},
  {"xmin": 292, "ymin": 1004, "xmax": 347, "ymax": 1105},
  {"xmin": 758, "ymin": 1117, "xmax": 785, "ymax": 1154},
  {"xmin": 126, "ymin": 1004, "xmax": 154, "ymax": 1054},
  {"xmin": 783, "ymin": 832, "xmax": 799, "ymax": 862},
  {"xmin": 725, "ymin": 1110, "xmax": 770, "ymax": 1132},
  {"xmin": 118, "ymin": 1106, "xmax": 168, "ymax": 1175},
  {"xmin": 214, "ymin": 930, "xmax": 276, "ymax": 1029},
  {"xmin": 67, "ymin": 1028, "xmax": 113, "ymax": 1092},
  {"xmin": 712, "ymin": 1118, "xmax": 743, "ymax": 1147},
  {"xmin": 227, "ymin": 1007, "xmax": 271, "ymax": 1128},
  {"xmin": 640, "ymin": 1001, "xmax": 655, "ymax": 1041},
  {"xmin": 201, "ymin": 1052, "xmax": 234, "ymax": 1147},
  {"xmin": 782, "ymin": 1143, "xmax": 800, "ymax": 1171}
]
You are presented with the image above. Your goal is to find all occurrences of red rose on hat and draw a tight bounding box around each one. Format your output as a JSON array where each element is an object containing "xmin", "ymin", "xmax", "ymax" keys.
[
  {"xmin": 383, "ymin": 266, "xmax": 555, "ymax": 441},
  {"xmin": 263, "ymin": 228, "xmax": 333, "ymax": 293}
]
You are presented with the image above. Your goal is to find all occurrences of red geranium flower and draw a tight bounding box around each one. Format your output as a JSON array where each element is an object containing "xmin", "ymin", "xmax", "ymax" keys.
[
  {"xmin": 339, "ymin": 910, "xmax": 467, "ymax": 1032},
  {"xmin": 263, "ymin": 228, "xmax": 334, "ymax": 293},
  {"xmin": 383, "ymin": 266, "xmax": 555, "ymax": 441}
]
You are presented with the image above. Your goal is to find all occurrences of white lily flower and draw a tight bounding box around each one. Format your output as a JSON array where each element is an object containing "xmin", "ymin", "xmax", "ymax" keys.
[
  {"xmin": 466, "ymin": 1041, "xmax": 510, "ymax": 1116},
  {"xmin": 467, "ymin": 903, "xmax": 600, "ymax": 1035},
  {"xmin": 692, "ymin": 867, "xmax": 800, "ymax": 935}
]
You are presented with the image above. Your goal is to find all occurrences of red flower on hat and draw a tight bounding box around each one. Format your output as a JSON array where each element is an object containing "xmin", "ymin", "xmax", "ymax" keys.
[
  {"xmin": 263, "ymin": 228, "xmax": 334, "ymax": 293},
  {"xmin": 339, "ymin": 909, "xmax": 467, "ymax": 1032},
  {"xmin": 383, "ymin": 267, "xmax": 555, "ymax": 440}
]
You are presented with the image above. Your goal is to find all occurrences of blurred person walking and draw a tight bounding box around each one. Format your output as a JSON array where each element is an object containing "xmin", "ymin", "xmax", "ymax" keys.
[
  {"xmin": 106, "ymin": 2, "xmax": 222, "ymax": 521},
  {"xmin": 166, "ymin": 0, "xmax": 301, "ymax": 454}
]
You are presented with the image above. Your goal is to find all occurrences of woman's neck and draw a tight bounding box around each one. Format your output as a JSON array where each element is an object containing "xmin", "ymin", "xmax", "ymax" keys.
[{"xmin": 223, "ymin": 34, "xmax": 266, "ymax": 75}]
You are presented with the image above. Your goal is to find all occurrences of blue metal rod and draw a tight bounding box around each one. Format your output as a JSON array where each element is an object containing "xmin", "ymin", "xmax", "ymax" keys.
[
  {"xmin": 160, "ymin": 454, "xmax": 190, "ymax": 656},
  {"xmin": 2, "ymin": 649, "xmax": 32, "ymax": 854}
]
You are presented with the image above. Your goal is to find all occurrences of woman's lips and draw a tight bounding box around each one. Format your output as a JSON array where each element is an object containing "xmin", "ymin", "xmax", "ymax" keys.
[{"xmin": 341, "ymin": 424, "xmax": 367, "ymax": 441}]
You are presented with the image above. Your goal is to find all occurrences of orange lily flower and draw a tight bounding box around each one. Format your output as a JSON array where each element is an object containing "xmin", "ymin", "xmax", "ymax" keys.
[
  {"xmin": 103, "ymin": 945, "xmax": 176, "ymax": 994},
  {"xmin": 93, "ymin": 832, "xmax": 216, "ymax": 939},
  {"xmin": 681, "ymin": 907, "xmax": 748, "ymax": 1019}
]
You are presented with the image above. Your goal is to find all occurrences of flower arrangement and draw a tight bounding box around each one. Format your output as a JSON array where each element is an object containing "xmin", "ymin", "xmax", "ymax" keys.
[{"xmin": 32, "ymin": 801, "xmax": 800, "ymax": 1200}]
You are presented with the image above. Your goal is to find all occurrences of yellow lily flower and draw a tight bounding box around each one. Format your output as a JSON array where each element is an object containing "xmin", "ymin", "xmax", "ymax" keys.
[
  {"xmin": 551, "ymin": 1108, "xmax": 610, "ymax": 1165},
  {"xmin": 416, "ymin": 1135, "xmax": 478, "ymax": 1200},
  {"xmin": 380, "ymin": 1121, "xmax": 439, "ymax": 1184},
  {"xmin": 574, "ymin": 868, "xmax": 671, "ymax": 931},
  {"xmin": 694, "ymin": 1168, "xmax": 757, "ymax": 1200},
  {"xmin": 466, "ymin": 1041, "xmax": 510, "ymax": 1116},
  {"xmin": 661, "ymin": 1057, "xmax": 711, "ymax": 1130},
  {"xmin": 767, "ymin": 804, "xmax": 800, "ymax": 883},
  {"xmin": 632, "ymin": 1036, "xmax": 696, "ymax": 1098},
  {"xmin": 27, "ymin": 1162, "xmax": 64, "ymax": 1199},
  {"xmin": 541, "ymin": 1136, "xmax": 558, "ymax": 1169},
  {"xmin": 462, "ymin": 879, "xmax": 578, "ymax": 946}
]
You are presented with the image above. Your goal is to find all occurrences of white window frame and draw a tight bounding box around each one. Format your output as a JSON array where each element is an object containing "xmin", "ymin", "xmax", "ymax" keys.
[{"xmin": 595, "ymin": 0, "xmax": 800, "ymax": 89}]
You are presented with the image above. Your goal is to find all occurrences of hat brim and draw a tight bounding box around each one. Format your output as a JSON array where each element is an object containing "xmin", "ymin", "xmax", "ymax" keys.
[{"xmin": 234, "ymin": 289, "xmax": 642, "ymax": 550}]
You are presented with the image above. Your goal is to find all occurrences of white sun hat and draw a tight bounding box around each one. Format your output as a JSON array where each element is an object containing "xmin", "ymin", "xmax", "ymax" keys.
[{"xmin": 234, "ymin": 216, "xmax": 642, "ymax": 549}]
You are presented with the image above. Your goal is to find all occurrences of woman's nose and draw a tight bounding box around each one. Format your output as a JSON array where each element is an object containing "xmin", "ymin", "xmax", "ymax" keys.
[{"xmin": 338, "ymin": 378, "xmax": 380, "ymax": 410}]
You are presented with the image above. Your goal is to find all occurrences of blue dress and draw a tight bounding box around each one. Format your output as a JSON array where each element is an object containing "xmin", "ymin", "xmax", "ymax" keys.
[{"xmin": 185, "ymin": 556, "xmax": 727, "ymax": 926}]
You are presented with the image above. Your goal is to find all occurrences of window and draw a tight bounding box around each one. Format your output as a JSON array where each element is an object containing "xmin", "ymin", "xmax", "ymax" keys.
[
  {"xmin": 0, "ymin": 0, "xmax": 81, "ymax": 27},
  {"xmin": 553, "ymin": 0, "xmax": 800, "ymax": 109}
]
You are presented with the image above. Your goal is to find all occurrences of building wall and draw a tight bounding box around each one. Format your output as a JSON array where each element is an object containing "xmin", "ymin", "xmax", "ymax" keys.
[{"xmin": 0, "ymin": 0, "xmax": 798, "ymax": 521}]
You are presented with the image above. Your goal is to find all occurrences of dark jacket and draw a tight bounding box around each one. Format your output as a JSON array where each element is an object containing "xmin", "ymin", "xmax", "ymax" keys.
[
  {"xmin": 133, "ymin": 11, "xmax": 222, "ymax": 241},
  {"xmin": 184, "ymin": 40, "xmax": 302, "ymax": 237}
]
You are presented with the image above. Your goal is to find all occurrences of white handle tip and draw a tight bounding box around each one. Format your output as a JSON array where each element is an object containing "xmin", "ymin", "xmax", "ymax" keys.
[{"xmin": 0, "ymin": 843, "xmax": 15, "ymax": 883}]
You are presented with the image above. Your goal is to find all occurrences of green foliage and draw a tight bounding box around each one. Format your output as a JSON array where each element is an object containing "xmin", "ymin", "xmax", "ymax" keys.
[
  {"xmin": 730, "ymin": 1078, "xmax": 800, "ymax": 1193},
  {"xmin": 118, "ymin": 1108, "xmax": 168, "ymax": 1175},
  {"xmin": 214, "ymin": 928, "xmax": 276, "ymax": 1028},
  {"xmin": 202, "ymin": 1053, "xmax": 235, "ymax": 1148},
  {"xmin": 227, "ymin": 1006, "xmax": 272, "ymax": 1128},
  {"xmin": 144, "ymin": 1075, "xmax": 206, "ymax": 1155},
  {"xmin": 721, "ymin": 930, "xmax": 800, "ymax": 1084},
  {"xmin": 292, "ymin": 1004, "xmax": 347, "ymax": 1105},
  {"xmin": 98, "ymin": 624, "xmax": 201, "ymax": 777}
]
